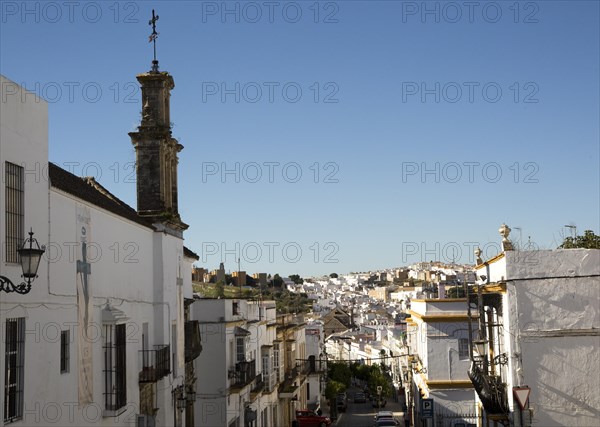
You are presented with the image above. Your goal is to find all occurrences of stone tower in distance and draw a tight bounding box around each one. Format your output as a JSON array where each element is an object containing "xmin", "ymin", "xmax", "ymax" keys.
[{"xmin": 129, "ymin": 10, "xmax": 187, "ymax": 233}]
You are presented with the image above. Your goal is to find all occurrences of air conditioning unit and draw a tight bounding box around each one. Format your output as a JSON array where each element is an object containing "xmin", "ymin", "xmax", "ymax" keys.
[{"xmin": 137, "ymin": 414, "xmax": 156, "ymax": 427}]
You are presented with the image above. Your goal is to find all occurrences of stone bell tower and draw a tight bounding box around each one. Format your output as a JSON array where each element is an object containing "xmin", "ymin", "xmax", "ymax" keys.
[{"xmin": 129, "ymin": 10, "xmax": 187, "ymax": 232}]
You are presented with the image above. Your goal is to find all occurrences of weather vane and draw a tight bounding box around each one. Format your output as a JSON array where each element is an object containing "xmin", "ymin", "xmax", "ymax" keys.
[{"xmin": 148, "ymin": 9, "xmax": 160, "ymax": 72}]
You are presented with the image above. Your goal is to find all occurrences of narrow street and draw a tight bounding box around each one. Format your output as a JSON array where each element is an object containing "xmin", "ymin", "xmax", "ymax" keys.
[{"xmin": 334, "ymin": 387, "xmax": 407, "ymax": 427}]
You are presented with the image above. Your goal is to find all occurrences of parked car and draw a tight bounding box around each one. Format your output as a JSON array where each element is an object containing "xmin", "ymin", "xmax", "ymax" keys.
[
  {"xmin": 295, "ymin": 409, "xmax": 332, "ymax": 427},
  {"xmin": 354, "ymin": 392, "xmax": 367, "ymax": 403}
]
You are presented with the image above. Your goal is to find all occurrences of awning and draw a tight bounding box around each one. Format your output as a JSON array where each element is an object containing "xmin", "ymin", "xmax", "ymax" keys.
[{"xmin": 234, "ymin": 326, "xmax": 251, "ymax": 336}]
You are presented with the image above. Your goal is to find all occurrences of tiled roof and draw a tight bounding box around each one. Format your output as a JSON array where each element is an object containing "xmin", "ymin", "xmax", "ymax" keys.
[
  {"xmin": 48, "ymin": 162, "xmax": 155, "ymax": 230},
  {"xmin": 183, "ymin": 246, "xmax": 199, "ymax": 260}
]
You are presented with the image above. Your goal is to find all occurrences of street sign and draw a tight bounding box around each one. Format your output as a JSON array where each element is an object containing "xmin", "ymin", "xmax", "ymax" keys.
[
  {"xmin": 377, "ymin": 386, "xmax": 382, "ymax": 394},
  {"xmin": 421, "ymin": 398, "xmax": 434, "ymax": 418},
  {"xmin": 513, "ymin": 386, "xmax": 531, "ymax": 409}
]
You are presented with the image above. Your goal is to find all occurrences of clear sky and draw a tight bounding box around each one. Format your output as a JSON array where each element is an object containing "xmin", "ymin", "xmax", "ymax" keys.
[{"xmin": 2, "ymin": 1, "xmax": 599, "ymax": 277}]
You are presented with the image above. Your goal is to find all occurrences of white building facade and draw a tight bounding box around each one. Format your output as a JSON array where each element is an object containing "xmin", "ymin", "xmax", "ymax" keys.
[
  {"xmin": 405, "ymin": 298, "xmax": 478, "ymax": 427},
  {"xmin": 1, "ymin": 67, "xmax": 198, "ymax": 426},
  {"xmin": 192, "ymin": 299, "xmax": 298, "ymax": 427},
  {"xmin": 471, "ymin": 243, "xmax": 600, "ymax": 427}
]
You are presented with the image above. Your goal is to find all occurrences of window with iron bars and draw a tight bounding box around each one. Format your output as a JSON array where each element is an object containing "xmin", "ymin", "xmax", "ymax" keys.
[
  {"xmin": 60, "ymin": 330, "xmax": 70, "ymax": 373},
  {"xmin": 4, "ymin": 318, "xmax": 25, "ymax": 423},
  {"xmin": 5, "ymin": 162, "xmax": 24, "ymax": 263},
  {"xmin": 459, "ymin": 338, "xmax": 469, "ymax": 359},
  {"xmin": 103, "ymin": 324, "xmax": 127, "ymax": 413}
]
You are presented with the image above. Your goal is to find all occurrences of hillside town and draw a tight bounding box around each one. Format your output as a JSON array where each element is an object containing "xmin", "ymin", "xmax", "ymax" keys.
[{"xmin": 2, "ymin": 9, "xmax": 599, "ymax": 427}]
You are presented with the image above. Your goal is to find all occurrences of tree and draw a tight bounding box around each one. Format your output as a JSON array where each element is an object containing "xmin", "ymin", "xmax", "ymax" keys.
[
  {"xmin": 215, "ymin": 280, "xmax": 225, "ymax": 298},
  {"xmin": 559, "ymin": 230, "xmax": 600, "ymax": 249},
  {"xmin": 324, "ymin": 380, "xmax": 346, "ymax": 401},
  {"xmin": 329, "ymin": 273, "xmax": 339, "ymax": 278},
  {"xmin": 289, "ymin": 274, "xmax": 304, "ymax": 284},
  {"xmin": 367, "ymin": 364, "xmax": 391, "ymax": 397},
  {"xmin": 446, "ymin": 285, "xmax": 465, "ymax": 298},
  {"xmin": 274, "ymin": 290, "xmax": 311, "ymax": 314},
  {"xmin": 272, "ymin": 274, "xmax": 284, "ymax": 288},
  {"xmin": 327, "ymin": 361, "xmax": 351, "ymax": 388}
]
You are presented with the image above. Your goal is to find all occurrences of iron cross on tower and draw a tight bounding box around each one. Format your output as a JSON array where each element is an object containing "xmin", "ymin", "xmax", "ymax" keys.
[{"xmin": 149, "ymin": 9, "xmax": 160, "ymax": 72}]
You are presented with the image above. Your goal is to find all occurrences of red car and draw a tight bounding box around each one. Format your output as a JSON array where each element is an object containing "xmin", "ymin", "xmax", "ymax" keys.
[{"xmin": 295, "ymin": 409, "xmax": 332, "ymax": 427}]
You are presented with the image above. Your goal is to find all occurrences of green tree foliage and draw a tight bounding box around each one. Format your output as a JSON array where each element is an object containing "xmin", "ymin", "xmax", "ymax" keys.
[
  {"xmin": 272, "ymin": 274, "xmax": 284, "ymax": 288},
  {"xmin": 558, "ymin": 230, "xmax": 600, "ymax": 249},
  {"xmin": 325, "ymin": 380, "xmax": 347, "ymax": 401},
  {"xmin": 215, "ymin": 280, "xmax": 225, "ymax": 298},
  {"xmin": 273, "ymin": 290, "xmax": 311, "ymax": 314},
  {"xmin": 367, "ymin": 364, "xmax": 391, "ymax": 397},
  {"xmin": 327, "ymin": 362, "xmax": 351, "ymax": 388},
  {"xmin": 446, "ymin": 285, "xmax": 466, "ymax": 298},
  {"xmin": 289, "ymin": 274, "xmax": 304, "ymax": 284},
  {"xmin": 351, "ymin": 363, "xmax": 371, "ymax": 382},
  {"xmin": 330, "ymin": 273, "xmax": 339, "ymax": 278}
]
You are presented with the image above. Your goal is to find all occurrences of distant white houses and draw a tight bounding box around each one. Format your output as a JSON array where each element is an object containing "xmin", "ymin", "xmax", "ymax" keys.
[{"xmin": 191, "ymin": 298, "xmax": 314, "ymax": 427}]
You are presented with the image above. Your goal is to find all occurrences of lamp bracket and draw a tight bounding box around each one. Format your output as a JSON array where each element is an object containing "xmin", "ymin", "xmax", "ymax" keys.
[{"xmin": 0, "ymin": 276, "xmax": 31, "ymax": 294}]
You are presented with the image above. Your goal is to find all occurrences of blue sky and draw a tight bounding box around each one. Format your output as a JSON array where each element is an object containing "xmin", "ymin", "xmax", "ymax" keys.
[{"xmin": 2, "ymin": 1, "xmax": 599, "ymax": 277}]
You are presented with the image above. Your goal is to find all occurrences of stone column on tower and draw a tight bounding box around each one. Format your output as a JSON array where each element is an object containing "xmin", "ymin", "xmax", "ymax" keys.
[{"xmin": 129, "ymin": 71, "xmax": 187, "ymax": 232}]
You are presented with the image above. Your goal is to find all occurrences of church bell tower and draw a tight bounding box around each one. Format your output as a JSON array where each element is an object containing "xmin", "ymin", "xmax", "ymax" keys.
[{"xmin": 129, "ymin": 10, "xmax": 187, "ymax": 232}]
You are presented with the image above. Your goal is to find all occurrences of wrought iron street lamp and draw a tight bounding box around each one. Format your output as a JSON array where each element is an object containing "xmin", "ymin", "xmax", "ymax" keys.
[
  {"xmin": 187, "ymin": 387, "xmax": 197, "ymax": 403},
  {"xmin": 176, "ymin": 387, "xmax": 187, "ymax": 412},
  {"xmin": 472, "ymin": 339, "xmax": 488, "ymax": 357},
  {"xmin": 0, "ymin": 229, "xmax": 45, "ymax": 294},
  {"xmin": 411, "ymin": 358, "xmax": 427, "ymax": 374}
]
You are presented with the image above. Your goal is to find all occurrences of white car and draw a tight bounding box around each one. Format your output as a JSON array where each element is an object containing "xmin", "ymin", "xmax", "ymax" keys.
[
  {"xmin": 373, "ymin": 411, "xmax": 399, "ymax": 426},
  {"xmin": 374, "ymin": 410, "xmax": 394, "ymax": 421}
]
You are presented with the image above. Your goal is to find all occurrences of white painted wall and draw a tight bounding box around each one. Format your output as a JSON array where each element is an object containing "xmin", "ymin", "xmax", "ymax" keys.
[
  {"xmin": 506, "ymin": 249, "xmax": 599, "ymax": 426},
  {"xmin": 476, "ymin": 248, "xmax": 600, "ymax": 426},
  {"xmin": 1, "ymin": 77, "xmax": 189, "ymax": 426}
]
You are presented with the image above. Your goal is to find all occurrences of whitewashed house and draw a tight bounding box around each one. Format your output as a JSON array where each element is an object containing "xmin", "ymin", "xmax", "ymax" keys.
[
  {"xmin": 1, "ymin": 63, "xmax": 200, "ymax": 426},
  {"xmin": 304, "ymin": 321, "xmax": 325, "ymax": 411},
  {"xmin": 405, "ymin": 298, "xmax": 478, "ymax": 427},
  {"xmin": 192, "ymin": 299, "xmax": 303, "ymax": 427},
  {"xmin": 470, "ymin": 225, "xmax": 600, "ymax": 426}
]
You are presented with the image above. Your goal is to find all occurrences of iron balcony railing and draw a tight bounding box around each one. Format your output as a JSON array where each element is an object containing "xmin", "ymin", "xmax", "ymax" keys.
[
  {"xmin": 231, "ymin": 360, "xmax": 257, "ymax": 388},
  {"xmin": 139, "ymin": 345, "xmax": 171, "ymax": 383},
  {"xmin": 251, "ymin": 373, "xmax": 265, "ymax": 395},
  {"xmin": 185, "ymin": 320, "xmax": 202, "ymax": 363},
  {"xmin": 469, "ymin": 360, "xmax": 509, "ymax": 414}
]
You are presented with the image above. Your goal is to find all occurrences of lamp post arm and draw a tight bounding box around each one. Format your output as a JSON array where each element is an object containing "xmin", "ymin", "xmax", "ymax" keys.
[{"xmin": 0, "ymin": 276, "xmax": 31, "ymax": 294}]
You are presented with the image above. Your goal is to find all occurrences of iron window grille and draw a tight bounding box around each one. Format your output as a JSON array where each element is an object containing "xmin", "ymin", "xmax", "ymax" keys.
[
  {"xmin": 103, "ymin": 324, "xmax": 127, "ymax": 412},
  {"xmin": 60, "ymin": 330, "xmax": 70, "ymax": 373},
  {"xmin": 5, "ymin": 162, "xmax": 24, "ymax": 263},
  {"xmin": 4, "ymin": 318, "xmax": 25, "ymax": 423},
  {"xmin": 459, "ymin": 338, "xmax": 470, "ymax": 359}
]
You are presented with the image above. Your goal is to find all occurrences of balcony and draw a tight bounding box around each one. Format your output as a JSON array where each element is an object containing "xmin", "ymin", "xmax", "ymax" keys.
[
  {"xmin": 308, "ymin": 356, "xmax": 327, "ymax": 374},
  {"xmin": 279, "ymin": 361, "xmax": 310, "ymax": 398},
  {"xmin": 229, "ymin": 360, "xmax": 257, "ymax": 390},
  {"xmin": 469, "ymin": 360, "xmax": 509, "ymax": 415},
  {"xmin": 185, "ymin": 320, "xmax": 202, "ymax": 363},
  {"xmin": 249, "ymin": 373, "xmax": 265, "ymax": 401},
  {"xmin": 139, "ymin": 345, "xmax": 170, "ymax": 383}
]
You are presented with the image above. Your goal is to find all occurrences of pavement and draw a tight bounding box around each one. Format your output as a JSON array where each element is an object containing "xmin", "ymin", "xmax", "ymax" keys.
[{"xmin": 321, "ymin": 386, "xmax": 408, "ymax": 427}]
